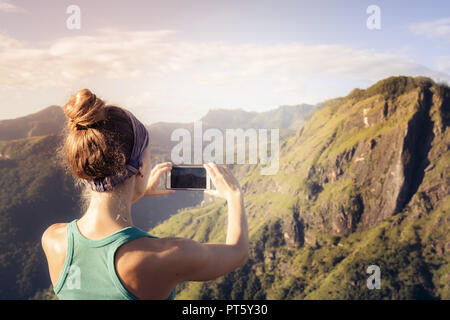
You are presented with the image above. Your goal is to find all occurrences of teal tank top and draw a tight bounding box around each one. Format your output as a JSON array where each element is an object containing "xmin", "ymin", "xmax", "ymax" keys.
[{"xmin": 53, "ymin": 219, "xmax": 175, "ymax": 300}]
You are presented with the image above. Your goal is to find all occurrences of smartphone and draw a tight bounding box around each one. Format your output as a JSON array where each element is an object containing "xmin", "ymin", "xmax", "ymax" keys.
[{"xmin": 166, "ymin": 165, "xmax": 211, "ymax": 190}]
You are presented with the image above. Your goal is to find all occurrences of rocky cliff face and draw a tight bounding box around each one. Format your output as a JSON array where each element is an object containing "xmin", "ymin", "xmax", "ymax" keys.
[{"xmin": 253, "ymin": 76, "xmax": 449, "ymax": 237}]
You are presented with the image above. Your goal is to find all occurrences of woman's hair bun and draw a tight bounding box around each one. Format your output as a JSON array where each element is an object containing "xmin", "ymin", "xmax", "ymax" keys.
[
  {"xmin": 62, "ymin": 88, "xmax": 135, "ymax": 181},
  {"xmin": 64, "ymin": 89, "xmax": 106, "ymax": 130}
]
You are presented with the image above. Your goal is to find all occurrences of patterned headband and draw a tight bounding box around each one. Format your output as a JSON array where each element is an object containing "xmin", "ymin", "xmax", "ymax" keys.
[{"xmin": 88, "ymin": 109, "xmax": 149, "ymax": 192}]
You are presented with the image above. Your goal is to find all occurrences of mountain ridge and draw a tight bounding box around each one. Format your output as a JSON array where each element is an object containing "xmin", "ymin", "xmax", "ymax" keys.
[{"xmin": 0, "ymin": 106, "xmax": 65, "ymax": 141}]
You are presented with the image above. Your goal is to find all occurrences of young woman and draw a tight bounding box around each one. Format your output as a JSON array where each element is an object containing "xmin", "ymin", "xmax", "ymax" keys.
[{"xmin": 41, "ymin": 89, "xmax": 248, "ymax": 300}]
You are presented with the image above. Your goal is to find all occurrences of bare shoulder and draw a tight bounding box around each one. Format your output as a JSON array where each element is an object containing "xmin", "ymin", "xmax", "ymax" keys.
[
  {"xmin": 116, "ymin": 235, "xmax": 206, "ymax": 276},
  {"xmin": 41, "ymin": 223, "xmax": 68, "ymax": 286},
  {"xmin": 115, "ymin": 236, "xmax": 200, "ymax": 299},
  {"xmin": 115, "ymin": 236, "xmax": 194, "ymax": 263},
  {"xmin": 41, "ymin": 223, "xmax": 68, "ymax": 255}
]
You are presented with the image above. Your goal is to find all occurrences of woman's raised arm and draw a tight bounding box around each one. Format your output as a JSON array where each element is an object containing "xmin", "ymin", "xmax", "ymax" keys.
[{"xmin": 154, "ymin": 163, "xmax": 249, "ymax": 283}]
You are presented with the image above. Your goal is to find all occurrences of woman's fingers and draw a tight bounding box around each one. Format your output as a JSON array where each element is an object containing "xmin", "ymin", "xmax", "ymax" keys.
[
  {"xmin": 151, "ymin": 162, "xmax": 172, "ymax": 174},
  {"xmin": 150, "ymin": 165, "xmax": 172, "ymax": 183},
  {"xmin": 143, "ymin": 162, "xmax": 173, "ymax": 197},
  {"xmin": 204, "ymin": 163, "xmax": 217, "ymax": 180},
  {"xmin": 209, "ymin": 162, "xmax": 228, "ymax": 182},
  {"xmin": 203, "ymin": 163, "xmax": 242, "ymax": 200},
  {"xmin": 217, "ymin": 166, "xmax": 229, "ymax": 179}
]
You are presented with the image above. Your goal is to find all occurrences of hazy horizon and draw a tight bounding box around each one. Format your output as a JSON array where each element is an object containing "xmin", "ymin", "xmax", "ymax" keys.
[{"xmin": 0, "ymin": 99, "xmax": 317, "ymax": 126}]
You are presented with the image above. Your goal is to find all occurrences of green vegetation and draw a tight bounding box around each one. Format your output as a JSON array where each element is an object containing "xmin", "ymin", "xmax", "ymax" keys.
[
  {"xmin": 150, "ymin": 76, "xmax": 449, "ymax": 300},
  {"xmin": 0, "ymin": 134, "xmax": 81, "ymax": 299},
  {"xmin": 155, "ymin": 197, "xmax": 448, "ymax": 300},
  {"xmin": 349, "ymin": 76, "xmax": 433, "ymax": 100}
]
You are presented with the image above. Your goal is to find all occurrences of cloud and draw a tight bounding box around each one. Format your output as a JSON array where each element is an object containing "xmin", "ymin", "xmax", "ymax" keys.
[
  {"xmin": 0, "ymin": 29, "xmax": 449, "ymax": 122},
  {"xmin": 0, "ymin": 1, "xmax": 25, "ymax": 13},
  {"xmin": 0, "ymin": 29, "xmax": 446, "ymax": 90},
  {"xmin": 409, "ymin": 17, "xmax": 450, "ymax": 41},
  {"xmin": 0, "ymin": 29, "xmax": 178, "ymax": 90}
]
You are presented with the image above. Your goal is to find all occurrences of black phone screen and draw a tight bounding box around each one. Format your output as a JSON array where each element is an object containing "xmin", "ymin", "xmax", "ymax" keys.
[{"xmin": 170, "ymin": 167, "xmax": 207, "ymax": 189}]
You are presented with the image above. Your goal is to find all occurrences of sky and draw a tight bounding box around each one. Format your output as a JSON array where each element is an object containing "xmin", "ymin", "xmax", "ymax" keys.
[{"xmin": 0, "ymin": 0, "xmax": 449, "ymax": 124}]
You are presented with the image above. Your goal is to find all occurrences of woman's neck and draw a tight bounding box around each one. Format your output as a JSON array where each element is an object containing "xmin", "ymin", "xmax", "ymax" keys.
[{"xmin": 77, "ymin": 180, "xmax": 135, "ymax": 238}]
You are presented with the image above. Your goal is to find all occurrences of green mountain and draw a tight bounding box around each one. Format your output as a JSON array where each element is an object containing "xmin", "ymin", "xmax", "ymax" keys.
[
  {"xmin": 150, "ymin": 76, "xmax": 450, "ymax": 299},
  {"xmin": 0, "ymin": 106, "xmax": 65, "ymax": 141},
  {"xmin": 0, "ymin": 102, "xmax": 314, "ymax": 299}
]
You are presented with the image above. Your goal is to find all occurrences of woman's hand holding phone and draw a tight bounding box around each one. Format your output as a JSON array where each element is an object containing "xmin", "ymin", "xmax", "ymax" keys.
[
  {"xmin": 134, "ymin": 161, "xmax": 242, "ymax": 204},
  {"xmin": 143, "ymin": 162, "xmax": 175, "ymax": 197},
  {"xmin": 203, "ymin": 163, "xmax": 242, "ymax": 202}
]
